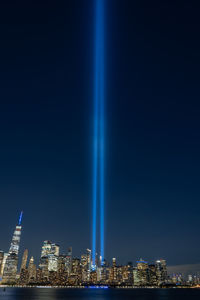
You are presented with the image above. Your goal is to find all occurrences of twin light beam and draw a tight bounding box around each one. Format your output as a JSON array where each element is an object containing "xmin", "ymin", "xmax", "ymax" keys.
[{"xmin": 92, "ymin": 0, "xmax": 105, "ymax": 268}]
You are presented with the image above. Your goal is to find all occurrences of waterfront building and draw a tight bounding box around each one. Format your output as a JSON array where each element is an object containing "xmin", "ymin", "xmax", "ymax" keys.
[
  {"xmin": 28, "ymin": 256, "xmax": 36, "ymax": 283},
  {"xmin": 20, "ymin": 249, "xmax": 28, "ymax": 272},
  {"xmin": 109, "ymin": 257, "xmax": 117, "ymax": 284},
  {"xmin": 70, "ymin": 258, "xmax": 81, "ymax": 285},
  {"xmin": 155, "ymin": 259, "xmax": 168, "ymax": 285},
  {"xmin": 90, "ymin": 269, "xmax": 97, "ymax": 284},
  {"xmin": 122, "ymin": 263, "xmax": 133, "ymax": 285},
  {"xmin": 137, "ymin": 258, "xmax": 149, "ymax": 286},
  {"xmin": 65, "ymin": 247, "xmax": 72, "ymax": 275},
  {"xmin": 48, "ymin": 254, "xmax": 58, "ymax": 272},
  {"xmin": 149, "ymin": 264, "xmax": 157, "ymax": 286},
  {"xmin": 39, "ymin": 241, "xmax": 60, "ymax": 280},
  {"xmin": 101, "ymin": 266, "xmax": 110, "ymax": 284},
  {"xmin": 133, "ymin": 267, "xmax": 140, "ymax": 286},
  {"xmin": 57, "ymin": 255, "xmax": 68, "ymax": 285},
  {"xmin": 36, "ymin": 268, "xmax": 42, "ymax": 283},
  {"xmin": 81, "ymin": 254, "xmax": 88, "ymax": 282},
  {"xmin": 0, "ymin": 251, "xmax": 4, "ymax": 277},
  {"xmin": 2, "ymin": 253, "xmax": 18, "ymax": 283},
  {"xmin": 86, "ymin": 249, "xmax": 91, "ymax": 281},
  {"xmin": 80, "ymin": 249, "xmax": 91, "ymax": 282},
  {"xmin": 8, "ymin": 213, "xmax": 23, "ymax": 255},
  {"xmin": 49, "ymin": 271, "xmax": 57, "ymax": 285},
  {"xmin": 2, "ymin": 212, "xmax": 23, "ymax": 283},
  {"xmin": 19, "ymin": 268, "xmax": 28, "ymax": 285},
  {"xmin": 39, "ymin": 256, "xmax": 49, "ymax": 281},
  {"xmin": 1, "ymin": 253, "xmax": 8, "ymax": 278}
]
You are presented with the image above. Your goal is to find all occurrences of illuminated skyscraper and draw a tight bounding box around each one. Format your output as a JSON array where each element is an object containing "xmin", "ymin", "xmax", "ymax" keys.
[
  {"xmin": 86, "ymin": 249, "xmax": 91, "ymax": 281},
  {"xmin": 28, "ymin": 256, "xmax": 36, "ymax": 283},
  {"xmin": 80, "ymin": 249, "xmax": 91, "ymax": 282},
  {"xmin": 41, "ymin": 241, "xmax": 52, "ymax": 257},
  {"xmin": 137, "ymin": 259, "xmax": 149, "ymax": 286},
  {"xmin": 2, "ymin": 254, "xmax": 18, "ymax": 283},
  {"xmin": 39, "ymin": 256, "xmax": 49, "ymax": 281},
  {"xmin": 81, "ymin": 254, "xmax": 87, "ymax": 282},
  {"xmin": 41, "ymin": 241, "xmax": 59, "ymax": 258},
  {"xmin": 48, "ymin": 254, "xmax": 58, "ymax": 272},
  {"xmin": 9, "ymin": 211, "xmax": 23, "ymax": 255},
  {"xmin": 133, "ymin": 268, "xmax": 140, "ymax": 286},
  {"xmin": 51, "ymin": 243, "xmax": 59, "ymax": 256},
  {"xmin": 155, "ymin": 259, "xmax": 168, "ymax": 285},
  {"xmin": 121, "ymin": 263, "xmax": 133, "ymax": 286},
  {"xmin": 57, "ymin": 255, "xmax": 68, "ymax": 285},
  {"xmin": 2, "ymin": 212, "xmax": 23, "ymax": 283},
  {"xmin": 109, "ymin": 258, "xmax": 117, "ymax": 284},
  {"xmin": 39, "ymin": 241, "xmax": 59, "ymax": 280},
  {"xmin": 149, "ymin": 264, "xmax": 157, "ymax": 286},
  {"xmin": 0, "ymin": 251, "xmax": 4, "ymax": 277},
  {"xmin": 65, "ymin": 247, "xmax": 72, "ymax": 275},
  {"xmin": 20, "ymin": 249, "xmax": 28, "ymax": 272},
  {"xmin": 70, "ymin": 258, "xmax": 81, "ymax": 285},
  {"xmin": 1, "ymin": 253, "xmax": 8, "ymax": 278}
]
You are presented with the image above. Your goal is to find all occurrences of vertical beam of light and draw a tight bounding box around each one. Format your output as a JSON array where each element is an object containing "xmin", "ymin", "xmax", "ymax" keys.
[
  {"xmin": 92, "ymin": 0, "xmax": 100, "ymax": 267},
  {"xmin": 99, "ymin": 0, "xmax": 105, "ymax": 265},
  {"xmin": 92, "ymin": 0, "xmax": 105, "ymax": 268}
]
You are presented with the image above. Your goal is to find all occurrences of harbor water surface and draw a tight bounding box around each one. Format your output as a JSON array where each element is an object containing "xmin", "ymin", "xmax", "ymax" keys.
[{"xmin": 0, "ymin": 288, "xmax": 200, "ymax": 300}]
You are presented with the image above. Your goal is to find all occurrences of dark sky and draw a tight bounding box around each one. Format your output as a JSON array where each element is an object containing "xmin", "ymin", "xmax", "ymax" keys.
[{"xmin": 0, "ymin": 0, "xmax": 200, "ymax": 268}]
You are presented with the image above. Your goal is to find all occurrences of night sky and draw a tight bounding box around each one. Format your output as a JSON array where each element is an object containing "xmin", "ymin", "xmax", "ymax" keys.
[{"xmin": 0, "ymin": 0, "xmax": 200, "ymax": 271}]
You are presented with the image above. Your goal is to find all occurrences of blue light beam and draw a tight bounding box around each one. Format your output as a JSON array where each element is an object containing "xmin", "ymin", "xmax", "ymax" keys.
[
  {"xmin": 92, "ymin": 0, "xmax": 105, "ymax": 267},
  {"xmin": 92, "ymin": 0, "xmax": 100, "ymax": 267},
  {"xmin": 18, "ymin": 211, "xmax": 23, "ymax": 226},
  {"xmin": 99, "ymin": 0, "xmax": 105, "ymax": 265}
]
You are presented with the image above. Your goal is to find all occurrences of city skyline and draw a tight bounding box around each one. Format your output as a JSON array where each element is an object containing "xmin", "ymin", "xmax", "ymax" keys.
[
  {"xmin": 1, "ymin": 212, "xmax": 199, "ymax": 286},
  {"xmin": 0, "ymin": 0, "xmax": 200, "ymax": 273},
  {"xmin": 0, "ymin": 211, "xmax": 200, "ymax": 280}
]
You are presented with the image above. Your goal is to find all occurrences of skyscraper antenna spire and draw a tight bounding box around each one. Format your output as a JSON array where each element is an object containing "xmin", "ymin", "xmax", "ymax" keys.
[{"xmin": 18, "ymin": 211, "xmax": 23, "ymax": 226}]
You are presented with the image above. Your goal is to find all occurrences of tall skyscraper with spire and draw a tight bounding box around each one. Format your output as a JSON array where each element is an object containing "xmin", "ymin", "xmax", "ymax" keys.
[
  {"xmin": 2, "ymin": 212, "xmax": 23, "ymax": 283},
  {"xmin": 8, "ymin": 211, "xmax": 23, "ymax": 255}
]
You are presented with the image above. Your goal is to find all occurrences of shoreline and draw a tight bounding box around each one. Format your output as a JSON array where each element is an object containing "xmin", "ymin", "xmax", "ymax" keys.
[{"xmin": 0, "ymin": 285, "xmax": 198, "ymax": 289}]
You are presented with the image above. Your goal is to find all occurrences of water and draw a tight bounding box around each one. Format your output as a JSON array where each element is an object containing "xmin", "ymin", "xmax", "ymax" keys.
[{"xmin": 0, "ymin": 288, "xmax": 200, "ymax": 300}]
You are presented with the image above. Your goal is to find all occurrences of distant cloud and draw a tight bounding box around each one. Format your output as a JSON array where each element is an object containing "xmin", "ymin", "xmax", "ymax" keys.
[{"xmin": 168, "ymin": 263, "xmax": 200, "ymax": 276}]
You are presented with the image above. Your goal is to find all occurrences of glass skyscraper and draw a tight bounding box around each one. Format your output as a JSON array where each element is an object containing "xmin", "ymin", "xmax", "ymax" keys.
[{"xmin": 2, "ymin": 212, "xmax": 23, "ymax": 283}]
